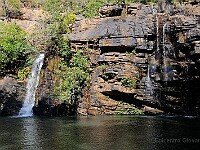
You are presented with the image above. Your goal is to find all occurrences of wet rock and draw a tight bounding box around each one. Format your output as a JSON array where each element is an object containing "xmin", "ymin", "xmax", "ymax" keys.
[
  {"xmin": 0, "ymin": 77, "xmax": 25, "ymax": 116},
  {"xmin": 143, "ymin": 105, "xmax": 164, "ymax": 115},
  {"xmin": 33, "ymin": 99, "xmax": 77, "ymax": 116}
]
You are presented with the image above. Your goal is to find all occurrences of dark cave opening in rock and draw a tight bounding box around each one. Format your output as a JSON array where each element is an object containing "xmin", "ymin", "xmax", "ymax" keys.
[
  {"xmin": 101, "ymin": 90, "xmax": 143, "ymax": 107},
  {"xmin": 100, "ymin": 46, "xmax": 135, "ymax": 54}
]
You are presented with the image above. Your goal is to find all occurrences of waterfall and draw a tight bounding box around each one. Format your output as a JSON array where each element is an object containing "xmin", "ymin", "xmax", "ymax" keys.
[
  {"xmin": 162, "ymin": 23, "xmax": 168, "ymax": 81},
  {"xmin": 162, "ymin": 23, "xmax": 171, "ymax": 103},
  {"xmin": 19, "ymin": 53, "xmax": 45, "ymax": 117},
  {"xmin": 145, "ymin": 65, "xmax": 154, "ymax": 98},
  {"xmin": 163, "ymin": 23, "xmax": 166, "ymax": 55},
  {"xmin": 156, "ymin": 14, "xmax": 159, "ymax": 59}
]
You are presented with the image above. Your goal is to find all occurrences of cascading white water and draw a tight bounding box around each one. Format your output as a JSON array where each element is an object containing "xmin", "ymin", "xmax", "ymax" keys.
[
  {"xmin": 156, "ymin": 14, "xmax": 159, "ymax": 56},
  {"xmin": 145, "ymin": 65, "xmax": 154, "ymax": 97},
  {"xmin": 163, "ymin": 23, "xmax": 166, "ymax": 55},
  {"xmin": 19, "ymin": 53, "xmax": 45, "ymax": 117},
  {"xmin": 144, "ymin": 14, "xmax": 158, "ymax": 101},
  {"xmin": 162, "ymin": 23, "xmax": 168, "ymax": 81}
]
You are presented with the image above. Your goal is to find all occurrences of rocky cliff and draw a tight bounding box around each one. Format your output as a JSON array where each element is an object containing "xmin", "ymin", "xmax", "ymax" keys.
[
  {"xmin": 69, "ymin": 1, "xmax": 200, "ymax": 115},
  {"xmin": 1, "ymin": 1, "xmax": 199, "ymax": 116}
]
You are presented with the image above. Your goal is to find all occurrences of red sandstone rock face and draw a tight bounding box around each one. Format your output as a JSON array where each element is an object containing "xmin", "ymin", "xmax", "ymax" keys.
[{"xmin": 70, "ymin": 2, "xmax": 200, "ymax": 116}]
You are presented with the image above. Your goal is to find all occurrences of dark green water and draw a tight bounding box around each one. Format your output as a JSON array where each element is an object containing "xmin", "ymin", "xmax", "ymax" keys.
[{"xmin": 0, "ymin": 115, "xmax": 200, "ymax": 150}]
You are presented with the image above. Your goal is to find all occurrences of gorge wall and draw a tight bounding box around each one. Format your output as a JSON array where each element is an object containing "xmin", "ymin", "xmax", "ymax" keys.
[
  {"xmin": 1, "ymin": 1, "xmax": 200, "ymax": 116},
  {"xmin": 69, "ymin": 1, "xmax": 200, "ymax": 115}
]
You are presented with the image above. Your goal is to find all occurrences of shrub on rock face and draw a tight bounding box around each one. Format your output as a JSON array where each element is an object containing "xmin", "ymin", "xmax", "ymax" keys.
[
  {"xmin": 121, "ymin": 77, "xmax": 137, "ymax": 89},
  {"xmin": 54, "ymin": 49, "xmax": 91, "ymax": 104}
]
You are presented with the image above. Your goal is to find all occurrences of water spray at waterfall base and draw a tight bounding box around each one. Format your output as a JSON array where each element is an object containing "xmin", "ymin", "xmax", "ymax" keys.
[{"xmin": 18, "ymin": 54, "xmax": 45, "ymax": 117}]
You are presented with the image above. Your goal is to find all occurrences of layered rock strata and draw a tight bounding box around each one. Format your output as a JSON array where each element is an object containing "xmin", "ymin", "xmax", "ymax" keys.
[{"xmin": 69, "ymin": 2, "xmax": 200, "ymax": 115}]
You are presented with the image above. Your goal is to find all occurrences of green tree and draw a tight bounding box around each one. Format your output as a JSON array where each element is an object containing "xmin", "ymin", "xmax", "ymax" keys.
[
  {"xmin": 0, "ymin": 22, "xmax": 31, "ymax": 76},
  {"xmin": 55, "ymin": 49, "xmax": 91, "ymax": 103}
]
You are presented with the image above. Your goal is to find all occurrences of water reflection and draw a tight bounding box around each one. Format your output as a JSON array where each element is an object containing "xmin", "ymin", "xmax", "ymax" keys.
[
  {"xmin": 22, "ymin": 117, "xmax": 40, "ymax": 149},
  {"xmin": 0, "ymin": 117, "xmax": 23, "ymax": 150},
  {"xmin": 0, "ymin": 116, "xmax": 200, "ymax": 150}
]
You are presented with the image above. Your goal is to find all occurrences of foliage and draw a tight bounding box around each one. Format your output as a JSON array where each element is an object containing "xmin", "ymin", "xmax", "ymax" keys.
[
  {"xmin": 56, "ymin": 67, "xmax": 90, "ymax": 103},
  {"xmin": 98, "ymin": 64, "xmax": 107, "ymax": 71},
  {"xmin": 42, "ymin": 0, "xmax": 88, "ymax": 15},
  {"xmin": 101, "ymin": 74, "xmax": 109, "ymax": 80},
  {"xmin": 70, "ymin": 50, "xmax": 91, "ymax": 72},
  {"xmin": 124, "ymin": 0, "xmax": 163, "ymax": 4},
  {"xmin": 131, "ymin": 49, "xmax": 136, "ymax": 55},
  {"xmin": 114, "ymin": 102, "xmax": 144, "ymax": 115},
  {"xmin": 37, "ymin": 18, "xmax": 72, "ymax": 58},
  {"xmin": 42, "ymin": 0, "xmax": 63, "ymax": 15},
  {"xmin": 0, "ymin": 21, "xmax": 31, "ymax": 76},
  {"xmin": 63, "ymin": 13, "xmax": 76, "ymax": 25},
  {"xmin": 54, "ymin": 49, "xmax": 91, "ymax": 104},
  {"xmin": 126, "ymin": 48, "xmax": 136, "ymax": 55},
  {"xmin": 63, "ymin": 13, "xmax": 77, "ymax": 34},
  {"xmin": 121, "ymin": 77, "xmax": 137, "ymax": 88},
  {"xmin": 28, "ymin": 21, "xmax": 50, "ymax": 51},
  {"xmin": 114, "ymin": 108, "xmax": 144, "ymax": 115},
  {"xmin": 57, "ymin": 39, "xmax": 71, "ymax": 60},
  {"xmin": 101, "ymin": 73, "xmax": 116, "ymax": 81},
  {"xmin": 82, "ymin": 0, "xmax": 106, "ymax": 18},
  {"xmin": 17, "ymin": 66, "xmax": 31, "ymax": 81}
]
